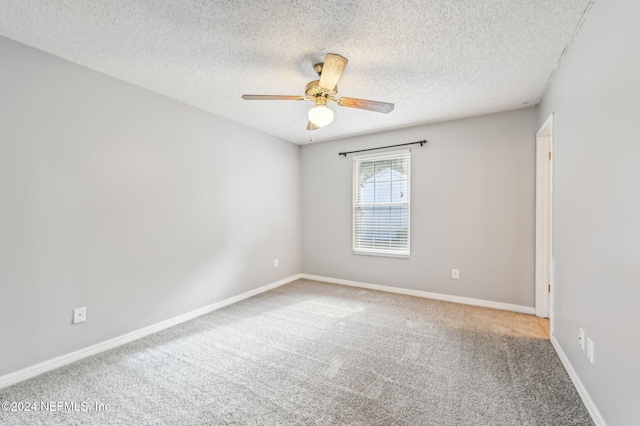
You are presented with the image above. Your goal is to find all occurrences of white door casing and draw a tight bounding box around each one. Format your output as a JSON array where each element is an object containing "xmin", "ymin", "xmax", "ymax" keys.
[{"xmin": 535, "ymin": 114, "xmax": 553, "ymax": 325}]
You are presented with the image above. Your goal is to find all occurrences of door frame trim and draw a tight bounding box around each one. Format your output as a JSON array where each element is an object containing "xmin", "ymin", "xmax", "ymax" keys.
[{"xmin": 535, "ymin": 113, "xmax": 554, "ymax": 325}]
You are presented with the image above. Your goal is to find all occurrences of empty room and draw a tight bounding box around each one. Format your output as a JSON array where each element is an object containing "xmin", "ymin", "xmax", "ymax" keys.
[{"xmin": 0, "ymin": 0, "xmax": 638, "ymax": 425}]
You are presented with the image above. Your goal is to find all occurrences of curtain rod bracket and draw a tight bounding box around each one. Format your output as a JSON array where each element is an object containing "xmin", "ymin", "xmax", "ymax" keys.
[{"xmin": 339, "ymin": 140, "xmax": 427, "ymax": 156}]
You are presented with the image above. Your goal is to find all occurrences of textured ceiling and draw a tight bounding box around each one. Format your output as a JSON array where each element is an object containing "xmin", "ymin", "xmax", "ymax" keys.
[{"xmin": 0, "ymin": 0, "xmax": 592, "ymax": 144}]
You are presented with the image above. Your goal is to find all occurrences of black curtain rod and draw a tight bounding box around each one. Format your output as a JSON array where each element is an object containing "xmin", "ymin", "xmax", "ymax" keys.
[{"xmin": 338, "ymin": 140, "xmax": 427, "ymax": 157}]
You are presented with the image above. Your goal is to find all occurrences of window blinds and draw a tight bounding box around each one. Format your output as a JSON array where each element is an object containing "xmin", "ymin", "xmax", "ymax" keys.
[{"xmin": 353, "ymin": 150, "xmax": 410, "ymax": 257}]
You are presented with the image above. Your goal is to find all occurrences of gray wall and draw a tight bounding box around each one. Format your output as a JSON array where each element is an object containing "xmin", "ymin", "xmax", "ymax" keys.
[
  {"xmin": 302, "ymin": 108, "xmax": 538, "ymax": 307},
  {"xmin": 0, "ymin": 37, "xmax": 301, "ymax": 377},
  {"xmin": 539, "ymin": 0, "xmax": 640, "ymax": 424}
]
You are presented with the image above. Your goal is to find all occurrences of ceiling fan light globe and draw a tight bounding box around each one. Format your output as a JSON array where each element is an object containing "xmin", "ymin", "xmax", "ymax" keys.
[{"xmin": 308, "ymin": 105, "xmax": 334, "ymax": 127}]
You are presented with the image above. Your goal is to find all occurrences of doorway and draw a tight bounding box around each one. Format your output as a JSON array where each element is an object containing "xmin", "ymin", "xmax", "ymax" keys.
[{"xmin": 535, "ymin": 114, "xmax": 553, "ymax": 331}]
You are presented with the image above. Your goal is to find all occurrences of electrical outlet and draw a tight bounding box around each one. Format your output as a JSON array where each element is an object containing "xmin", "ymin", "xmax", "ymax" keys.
[
  {"xmin": 586, "ymin": 338, "xmax": 594, "ymax": 363},
  {"xmin": 451, "ymin": 269, "xmax": 459, "ymax": 279},
  {"xmin": 274, "ymin": 259, "xmax": 279, "ymax": 268},
  {"xmin": 578, "ymin": 328, "xmax": 585, "ymax": 349},
  {"xmin": 73, "ymin": 307, "xmax": 86, "ymax": 324}
]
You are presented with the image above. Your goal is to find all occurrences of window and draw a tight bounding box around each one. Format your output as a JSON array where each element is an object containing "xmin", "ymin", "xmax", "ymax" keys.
[{"xmin": 353, "ymin": 149, "xmax": 410, "ymax": 257}]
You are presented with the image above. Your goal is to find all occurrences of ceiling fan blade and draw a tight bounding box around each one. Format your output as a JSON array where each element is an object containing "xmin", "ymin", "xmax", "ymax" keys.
[
  {"xmin": 242, "ymin": 95, "xmax": 305, "ymax": 101},
  {"xmin": 319, "ymin": 54, "xmax": 348, "ymax": 91},
  {"xmin": 337, "ymin": 97, "xmax": 394, "ymax": 113},
  {"xmin": 307, "ymin": 121, "xmax": 320, "ymax": 131}
]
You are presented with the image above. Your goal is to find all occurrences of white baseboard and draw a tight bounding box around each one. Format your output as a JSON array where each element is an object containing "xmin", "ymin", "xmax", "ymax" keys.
[
  {"xmin": 0, "ymin": 274, "xmax": 302, "ymax": 390},
  {"xmin": 551, "ymin": 335, "xmax": 606, "ymax": 426},
  {"xmin": 300, "ymin": 274, "xmax": 536, "ymax": 315}
]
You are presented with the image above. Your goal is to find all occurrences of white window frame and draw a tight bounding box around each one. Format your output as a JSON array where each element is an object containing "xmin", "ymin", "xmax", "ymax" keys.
[{"xmin": 352, "ymin": 149, "xmax": 411, "ymax": 258}]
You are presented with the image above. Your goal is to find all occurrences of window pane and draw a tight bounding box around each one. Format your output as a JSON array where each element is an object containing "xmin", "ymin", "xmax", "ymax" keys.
[
  {"xmin": 375, "ymin": 180, "xmax": 391, "ymax": 203},
  {"xmin": 374, "ymin": 159, "xmax": 392, "ymax": 175},
  {"xmin": 392, "ymin": 158, "xmax": 408, "ymax": 175},
  {"xmin": 391, "ymin": 179, "xmax": 408, "ymax": 203}
]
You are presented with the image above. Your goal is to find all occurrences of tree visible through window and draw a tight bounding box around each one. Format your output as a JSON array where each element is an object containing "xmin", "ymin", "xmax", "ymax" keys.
[{"xmin": 353, "ymin": 150, "xmax": 410, "ymax": 257}]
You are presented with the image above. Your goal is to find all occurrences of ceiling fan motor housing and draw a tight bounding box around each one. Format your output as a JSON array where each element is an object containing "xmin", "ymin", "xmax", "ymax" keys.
[{"xmin": 305, "ymin": 80, "xmax": 337, "ymax": 101}]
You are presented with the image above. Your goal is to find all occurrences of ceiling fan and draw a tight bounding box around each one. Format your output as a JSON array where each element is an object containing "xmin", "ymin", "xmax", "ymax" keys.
[{"xmin": 241, "ymin": 53, "xmax": 394, "ymax": 131}]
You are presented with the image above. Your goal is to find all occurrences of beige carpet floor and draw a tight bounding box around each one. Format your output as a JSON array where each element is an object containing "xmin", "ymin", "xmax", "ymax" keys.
[{"xmin": 0, "ymin": 279, "xmax": 593, "ymax": 425}]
